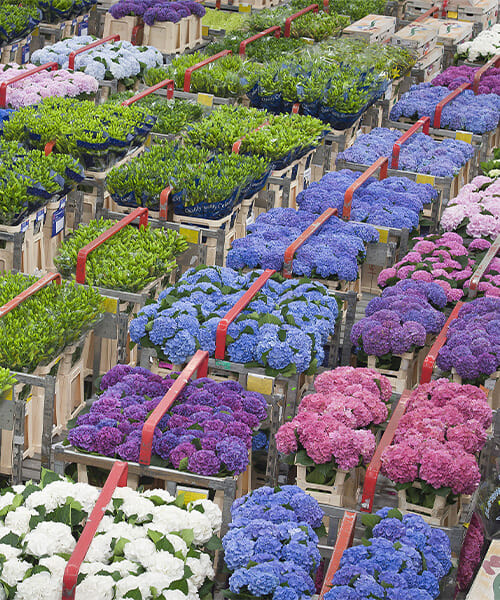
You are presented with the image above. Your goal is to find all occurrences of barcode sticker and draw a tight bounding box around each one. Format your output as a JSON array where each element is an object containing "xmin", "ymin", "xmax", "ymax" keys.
[
  {"xmin": 179, "ymin": 226, "xmax": 200, "ymax": 244},
  {"xmin": 416, "ymin": 174, "xmax": 435, "ymax": 185},
  {"xmin": 455, "ymin": 130, "xmax": 472, "ymax": 143},
  {"xmin": 447, "ymin": 10, "xmax": 458, "ymax": 18},
  {"xmin": 247, "ymin": 373, "xmax": 274, "ymax": 395},
  {"xmin": 202, "ymin": 25, "xmax": 209, "ymax": 36},
  {"xmin": 239, "ymin": 3, "xmax": 252, "ymax": 12},
  {"xmin": 375, "ymin": 228, "xmax": 389, "ymax": 244},
  {"xmin": 197, "ymin": 93, "xmax": 214, "ymax": 107}
]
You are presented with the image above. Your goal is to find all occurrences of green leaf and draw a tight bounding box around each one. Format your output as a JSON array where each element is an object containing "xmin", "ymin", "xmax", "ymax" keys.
[
  {"xmin": 40, "ymin": 468, "xmax": 61, "ymax": 488},
  {"xmin": 124, "ymin": 589, "xmax": 143, "ymax": 599},
  {"xmin": 113, "ymin": 537, "xmax": 130, "ymax": 557},
  {"xmin": 169, "ymin": 579, "xmax": 189, "ymax": 594},
  {"xmin": 361, "ymin": 513, "xmax": 381, "ymax": 538},
  {"xmin": 205, "ymin": 534, "xmax": 223, "ymax": 551},
  {"xmin": 295, "ymin": 449, "xmax": 314, "ymax": 466},
  {"xmin": 180, "ymin": 529, "xmax": 195, "ymax": 547}
]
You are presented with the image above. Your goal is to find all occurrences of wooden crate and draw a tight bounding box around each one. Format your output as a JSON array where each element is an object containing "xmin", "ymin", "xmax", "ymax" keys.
[
  {"xmin": 365, "ymin": 349, "xmax": 424, "ymax": 395},
  {"xmin": 0, "ymin": 210, "xmax": 46, "ymax": 274},
  {"xmin": 43, "ymin": 197, "xmax": 66, "ymax": 271},
  {"xmin": 296, "ymin": 463, "xmax": 361, "ymax": 508},
  {"xmin": 398, "ymin": 482, "xmax": 461, "ymax": 526},
  {"xmin": 103, "ymin": 13, "xmax": 142, "ymax": 43},
  {"xmin": 143, "ymin": 18, "xmax": 191, "ymax": 54},
  {"xmin": 187, "ymin": 14, "xmax": 202, "ymax": 49},
  {"xmin": 0, "ymin": 34, "xmax": 32, "ymax": 65}
]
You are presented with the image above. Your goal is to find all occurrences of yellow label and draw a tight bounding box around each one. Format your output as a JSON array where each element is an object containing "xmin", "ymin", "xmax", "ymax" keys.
[
  {"xmin": 179, "ymin": 226, "xmax": 200, "ymax": 244},
  {"xmin": 197, "ymin": 92, "xmax": 214, "ymax": 107},
  {"xmin": 145, "ymin": 134, "xmax": 152, "ymax": 148},
  {"xmin": 375, "ymin": 228, "xmax": 389, "ymax": 244},
  {"xmin": 239, "ymin": 3, "xmax": 252, "ymax": 12},
  {"xmin": 247, "ymin": 373, "xmax": 274, "ymax": 395},
  {"xmin": 202, "ymin": 25, "xmax": 209, "ymax": 36},
  {"xmin": 302, "ymin": 37, "xmax": 315, "ymax": 45},
  {"xmin": 416, "ymin": 174, "xmax": 436, "ymax": 185},
  {"xmin": 455, "ymin": 130, "xmax": 472, "ymax": 143},
  {"xmin": 177, "ymin": 486, "xmax": 209, "ymax": 505},
  {"xmin": 447, "ymin": 10, "xmax": 458, "ymax": 18},
  {"xmin": 26, "ymin": 393, "xmax": 32, "ymax": 404},
  {"xmin": 103, "ymin": 297, "xmax": 119, "ymax": 314},
  {"xmin": 1, "ymin": 388, "xmax": 12, "ymax": 402}
]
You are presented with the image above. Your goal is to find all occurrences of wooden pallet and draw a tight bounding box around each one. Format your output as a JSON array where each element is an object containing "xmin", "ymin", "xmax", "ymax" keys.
[
  {"xmin": 143, "ymin": 16, "xmax": 202, "ymax": 54},
  {"xmin": 103, "ymin": 13, "xmax": 143, "ymax": 43}
]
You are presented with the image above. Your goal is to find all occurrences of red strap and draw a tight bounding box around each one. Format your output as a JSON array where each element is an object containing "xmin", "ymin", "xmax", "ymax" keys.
[
  {"xmin": 391, "ymin": 116, "xmax": 430, "ymax": 169},
  {"xmin": 75, "ymin": 208, "xmax": 148, "ymax": 284},
  {"xmin": 360, "ymin": 390, "xmax": 411, "ymax": 513},
  {"xmin": 284, "ymin": 4, "xmax": 319, "ymax": 37},
  {"xmin": 239, "ymin": 27, "xmax": 281, "ymax": 56},
  {"xmin": 472, "ymin": 54, "xmax": 500, "ymax": 94},
  {"xmin": 292, "ymin": 102, "xmax": 300, "ymax": 114},
  {"xmin": 183, "ymin": 50, "xmax": 232, "ymax": 92},
  {"xmin": 283, "ymin": 208, "xmax": 338, "ymax": 278},
  {"xmin": 420, "ymin": 301, "xmax": 463, "ymax": 384},
  {"xmin": 45, "ymin": 140, "xmax": 57, "ymax": 156},
  {"xmin": 131, "ymin": 23, "xmax": 144, "ymax": 46},
  {"xmin": 0, "ymin": 273, "xmax": 61, "ymax": 319},
  {"xmin": 122, "ymin": 78, "xmax": 175, "ymax": 106},
  {"xmin": 433, "ymin": 82, "xmax": 470, "ymax": 129},
  {"xmin": 342, "ymin": 157, "xmax": 388, "ymax": 220},
  {"xmin": 68, "ymin": 35, "xmax": 120, "ymax": 70},
  {"xmin": 323, "ymin": 0, "xmax": 329, "ymax": 11},
  {"xmin": 159, "ymin": 187, "xmax": 170, "ymax": 221},
  {"xmin": 61, "ymin": 461, "xmax": 128, "ymax": 600},
  {"xmin": 215, "ymin": 269, "xmax": 276, "ymax": 360},
  {"xmin": 0, "ymin": 62, "xmax": 59, "ymax": 108},
  {"xmin": 468, "ymin": 233, "xmax": 500, "ymax": 298},
  {"xmin": 318, "ymin": 511, "xmax": 357, "ymax": 599},
  {"xmin": 232, "ymin": 120, "xmax": 269, "ymax": 154},
  {"xmin": 139, "ymin": 350, "xmax": 209, "ymax": 465},
  {"xmin": 414, "ymin": 5, "xmax": 439, "ymax": 20}
]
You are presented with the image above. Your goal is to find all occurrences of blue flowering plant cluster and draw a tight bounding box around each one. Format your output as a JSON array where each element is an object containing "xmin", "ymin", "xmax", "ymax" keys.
[
  {"xmin": 351, "ymin": 280, "xmax": 447, "ymax": 358},
  {"xmin": 390, "ymin": 83, "xmax": 500, "ymax": 135},
  {"xmin": 227, "ymin": 208, "xmax": 379, "ymax": 281},
  {"xmin": 338, "ymin": 127, "xmax": 475, "ymax": 178},
  {"xmin": 325, "ymin": 507, "xmax": 452, "ymax": 600},
  {"xmin": 129, "ymin": 266, "xmax": 339, "ymax": 377},
  {"xmin": 223, "ymin": 485, "xmax": 324, "ymax": 600},
  {"xmin": 296, "ymin": 169, "xmax": 438, "ymax": 231}
]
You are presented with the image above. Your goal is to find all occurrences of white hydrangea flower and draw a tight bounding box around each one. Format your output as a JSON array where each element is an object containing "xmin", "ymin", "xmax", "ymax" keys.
[
  {"xmin": 105, "ymin": 521, "xmax": 147, "ymax": 541},
  {"xmin": 150, "ymin": 505, "xmax": 189, "ymax": 534},
  {"xmin": 184, "ymin": 511, "xmax": 214, "ymax": 545},
  {"xmin": 75, "ymin": 574, "xmax": 116, "ymax": 600},
  {"xmin": 39, "ymin": 555, "xmax": 67, "ymax": 579},
  {"xmin": 85, "ymin": 533, "xmax": 113, "ymax": 563},
  {"xmin": 123, "ymin": 538, "xmax": 156, "ymax": 566},
  {"xmin": 24, "ymin": 522, "xmax": 76, "ymax": 558},
  {"xmin": 188, "ymin": 499, "xmax": 222, "ymax": 533},
  {"xmin": 115, "ymin": 574, "xmax": 153, "ymax": 599},
  {"xmin": 0, "ymin": 526, "xmax": 12, "ymax": 541},
  {"xmin": 187, "ymin": 553, "xmax": 214, "ymax": 587},
  {"xmin": 4, "ymin": 507, "xmax": 37, "ymax": 535},
  {"xmin": 143, "ymin": 551, "xmax": 184, "ymax": 579},
  {"xmin": 142, "ymin": 489, "xmax": 175, "ymax": 504},
  {"xmin": 0, "ymin": 558, "xmax": 31, "ymax": 586},
  {"xmin": 79, "ymin": 561, "xmax": 111, "ymax": 576},
  {"xmin": 96, "ymin": 515, "xmax": 115, "ymax": 533},
  {"xmin": 69, "ymin": 482, "xmax": 100, "ymax": 513},
  {"xmin": 14, "ymin": 572, "xmax": 61, "ymax": 600},
  {"xmin": 11, "ymin": 485, "xmax": 25, "ymax": 494},
  {"xmin": 0, "ymin": 543, "xmax": 21, "ymax": 560},
  {"xmin": 164, "ymin": 533, "xmax": 188, "ymax": 558},
  {"xmin": 0, "ymin": 492, "xmax": 15, "ymax": 512}
]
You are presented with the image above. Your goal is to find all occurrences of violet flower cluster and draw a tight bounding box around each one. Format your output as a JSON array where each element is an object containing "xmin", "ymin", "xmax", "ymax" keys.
[
  {"xmin": 337, "ymin": 127, "xmax": 474, "ymax": 177},
  {"xmin": 129, "ymin": 266, "xmax": 339, "ymax": 374},
  {"xmin": 67, "ymin": 364, "xmax": 267, "ymax": 476},
  {"xmin": 0, "ymin": 63, "xmax": 98, "ymax": 110},
  {"xmin": 441, "ymin": 175, "xmax": 500, "ymax": 242},
  {"xmin": 378, "ymin": 232, "xmax": 480, "ymax": 303},
  {"xmin": 455, "ymin": 512, "xmax": 484, "ymax": 593},
  {"xmin": 432, "ymin": 65, "xmax": 500, "ymax": 95},
  {"xmin": 436, "ymin": 297, "xmax": 500, "ymax": 383},
  {"xmin": 110, "ymin": 0, "xmax": 205, "ymax": 22},
  {"xmin": 381, "ymin": 379, "xmax": 491, "ymax": 496},
  {"xmin": 350, "ymin": 280, "xmax": 447, "ymax": 357},
  {"xmin": 390, "ymin": 82, "xmax": 500, "ymax": 135},
  {"xmin": 276, "ymin": 367, "xmax": 392, "ymax": 471},
  {"xmin": 227, "ymin": 208, "xmax": 379, "ymax": 281},
  {"xmin": 325, "ymin": 507, "xmax": 452, "ymax": 600},
  {"xmin": 295, "ymin": 169, "xmax": 437, "ymax": 230},
  {"xmin": 224, "ymin": 485, "xmax": 323, "ymax": 600}
]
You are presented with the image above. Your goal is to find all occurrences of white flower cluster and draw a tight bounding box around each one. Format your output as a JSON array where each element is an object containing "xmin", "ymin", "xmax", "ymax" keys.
[
  {"xmin": 457, "ymin": 24, "xmax": 500, "ymax": 62},
  {"xmin": 31, "ymin": 36, "xmax": 163, "ymax": 82},
  {"xmin": 0, "ymin": 473, "xmax": 221, "ymax": 600}
]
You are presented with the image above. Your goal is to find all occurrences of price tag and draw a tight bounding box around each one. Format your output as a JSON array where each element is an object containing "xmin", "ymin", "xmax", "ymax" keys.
[
  {"xmin": 215, "ymin": 359, "xmax": 232, "ymax": 370},
  {"xmin": 35, "ymin": 208, "xmax": 47, "ymax": 233},
  {"xmin": 239, "ymin": 3, "xmax": 252, "ymax": 12},
  {"xmin": 447, "ymin": 10, "xmax": 458, "ymax": 18},
  {"xmin": 20, "ymin": 220, "xmax": 29, "ymax": 233},
  {"xmin": 302, "ymin": 37, "xmax": 315, "ymax": 45},
  {"xmin": 416, "ymin": 174, "xmax": 435, "ymax": 185},
  {"xmin": 1, "ymin": 388, "xmax": 13, "ymax": 402},
  {"xmin": 60, "ymin": 22, "xmax": 66, "ymax": 31},
  {"xmin": 145, "ymin": 133, "xmax": 152, "ymax": 148},
  {"xmin": 375, "ymin": 227, "xmax": 389, "ymax": 244},
  {"xmin": 79, "ymin": 16, "xmax": 89, "ymax": 36},
  {"xmin": 21, "ymin": 42, "xmax": 30, "ymax": 64},
  {"xmin": 455, "ymin": 130, "xmax": 472, "ymax": 143},
  {"xmin": 247, "ymin": 373, "xmax": 274, "ymax": 395},
  {"xmin": 177, "ymin": 486, "xmax": 209, "ymax": 505},
  {"xmin": 179, "ymin": 226, "xmax": 201, "ymax": 244},
  {"xmin": 10, "ymin": 44, "xmax": 18, "ymax": 62},
  {"xmin": 303, "ymin": 167, "xmax": 311, "ymax": 190},
  {"xmin": 197, "ymin": 92, "xmax": 214, "ymax": 107},
  {"xmin": 71, "ymin": 18, "xmax": 77, "ymax": 34},
  {"xmin": 202, "ymin": 25, "xmax": 209, "ymax": 36},
  {"xmin": 103, "ymin": 297, "xmax": 119, "ymax": 313},
  {"xmin": 51, "ymin": 197, "xmax": 66, "ymax": 237}
]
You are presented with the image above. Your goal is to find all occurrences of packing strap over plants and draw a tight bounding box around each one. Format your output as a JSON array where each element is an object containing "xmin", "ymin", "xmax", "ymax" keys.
[
  {"xmin": 360, "ymin": 389, "xmax": 411, "ymax": 513},
  {"xmin": 283, "ymin": 207, "xmax": 338, "ymax": 277},
  {"xmin": 284, "ymin": 4, "xmax": 319, "ymax": 37},
  {"xmin": 0, "ymin": 273, "xmax": 61, "ymax": 319},
  {"xmin": 420, "ymin": 301, "xmax": 463, "ymax": 384},
  {"xmin": 183, "ymin": 50, "xmax": 232, "ymax": 92},
  {"xmin": 342, "ymin": 156, "xmax": 388, "ymax": 220},
  {"xmin": 139, "ymin": 350, "xmax": 209, "ymax": 465},
  {"xmin": 468, "ymin": 232, "xmax": 500, "ymax": 299},
  {"xmin": 232, "ymin": 119, "xmax": 270, "ymax": 153},
  {"xmin": 68, "ymin": 35, "xmax": 121, "ymax": 70},
  {"xmin": 473, "ymin": 54, "xmax": 500, "ymax": 94},
  {"xmin": 61, "ymin": 461, "xmax": 128, "ymax": 600},
  {"xmin": 391, "ymin": 116, "xmax": 430, "ymax": 169},
  {"xmin": 0, "ymin": 61, "xmax": 59, "ymax": 108},
  {"xmin": 75, "ymin": 207, "xmax": 149, "ymax": 284},
  {"xmin": 433, "ymin": 81, "xmax": 470, "ymax": 129},
  {"xmin": 239, "ymin": 27, "xmax": 281, "ymax": 56},
  {"xmin": 414, "ymin": 5, "xmax": 440, "ymax": 21},
  {"xmin": 159, "ymin": 186, "xmax": 171, "ymax": 221},
  {"xmin": 215, "ymin": 269, "xmax": 276, "ymax": 360},
  {"xmin": 318, "ymin": 511, "xmax": 357, "ymax": 600},
  {"xmin": 121, "ymin": 78, "xmax": 175, "ymax": 105}
]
